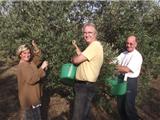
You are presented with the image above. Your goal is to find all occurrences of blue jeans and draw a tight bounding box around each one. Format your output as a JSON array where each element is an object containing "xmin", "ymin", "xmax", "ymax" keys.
[
  {"xmin": 72, "ymin": 81, "xmax": 97, "ymax": 120},
  {"xmin": 21, "ymin": 106, "xmax": 42, "ymax": 120},
  {"xmin": 117, "ymin": 77, "xmax": 139, "ymax": 120}
]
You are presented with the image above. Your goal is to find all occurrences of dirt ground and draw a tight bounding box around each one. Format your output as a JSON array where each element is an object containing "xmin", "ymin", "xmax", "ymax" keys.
[{"xmin": 0, "ymin": 61, "xmax": 160, "ymax": 120}]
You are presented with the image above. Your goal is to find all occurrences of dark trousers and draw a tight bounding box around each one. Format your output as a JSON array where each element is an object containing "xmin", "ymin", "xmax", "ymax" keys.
[
  {"xmin": 21, "ymin": 106, "xmax": 42, "ymax": 120},
  {"xmin": 72, "ymin": 81, "xmax": 97, "ymax": 120},
  {"xmin": 117, "ymin": 77, "xmax": 139, "ymax": 120}
]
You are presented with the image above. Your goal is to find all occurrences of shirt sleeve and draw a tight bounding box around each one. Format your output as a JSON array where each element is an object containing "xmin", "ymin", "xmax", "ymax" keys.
[
  {"xmin": 82, "ymin": 42, "xmax": 99, "ymax": 61},
  {"xmin": 32, "ymin": 50, "xmax": 42, "ymax": 66},
  {"xmin": 38, "ymin": 67, "xmax": 46, "ymax": 78}
]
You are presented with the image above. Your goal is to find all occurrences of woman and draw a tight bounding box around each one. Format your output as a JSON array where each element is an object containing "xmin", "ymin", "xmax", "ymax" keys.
[{"xmin": 16, "ymin": 40, "xmax": 48, "ymax": 120}]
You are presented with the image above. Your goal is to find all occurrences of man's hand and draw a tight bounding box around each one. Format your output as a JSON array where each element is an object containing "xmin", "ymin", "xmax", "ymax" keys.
[
  {"xmin": 72, "ymin": 40, "xmax": 81, "ymax": 55},
  {"xmin": 72, "ymin": 40, "xmax": 77, "ymax": 48},
  {"xmin": 116, "ymin": 65, "xmax": 131, "ymax": 73}
]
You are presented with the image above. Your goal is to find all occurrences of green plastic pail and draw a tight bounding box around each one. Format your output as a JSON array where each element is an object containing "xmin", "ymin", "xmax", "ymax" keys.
[
  {"xmin": 60, "ymin": 63, "xmax": 77, "ymax": 86},
  {"xmin": 106, "ymin": 77, "xmax": 127, "ymax": 95}
]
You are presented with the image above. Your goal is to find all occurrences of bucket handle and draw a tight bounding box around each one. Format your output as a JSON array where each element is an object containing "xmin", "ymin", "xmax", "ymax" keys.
[{"xmin": 67, "ymin": 64, "xmax": 74, "ymax": 77}]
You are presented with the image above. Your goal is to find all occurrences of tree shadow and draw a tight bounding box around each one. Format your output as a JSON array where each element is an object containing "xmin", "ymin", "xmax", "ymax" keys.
[
  {"xmin": 0, "ymin": 75, "xmax": 19, "ymax": 120},
  {"xmin": 0, "ymin": 61, "xmax": 6, "ymax": 67},
  {"xmin": 0, "ymin": 66, "xmax": 10, "ymax": 75},
  {"xmin": 51, "ymin": 111, "xmax": 70, "ymax": 120},
  {"xmin": 41, "ymin": 83, "xmax": 73, "ymax": 120},
  {"xmin": 139, "ymin": 87, "xmax": 160, "ymax": 119}
]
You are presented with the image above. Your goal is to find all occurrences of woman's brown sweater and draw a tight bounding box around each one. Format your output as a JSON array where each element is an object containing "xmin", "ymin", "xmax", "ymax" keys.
[{"xmin": 16, "ymin": 51, "xmax": 45, "ymax": 110}]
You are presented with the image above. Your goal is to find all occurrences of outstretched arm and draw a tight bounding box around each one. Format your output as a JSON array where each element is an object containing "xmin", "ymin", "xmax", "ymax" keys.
[
  {"xmin": 31, "ymin": 40, "xmax": 42, "ymax": 65},
  {"xmin": 32, "ymin": 40, "xmax": 40, "ymax": 54},
  {"xmin": 72, "ymin": 40, "xmax": 81, "ymax": 55}
]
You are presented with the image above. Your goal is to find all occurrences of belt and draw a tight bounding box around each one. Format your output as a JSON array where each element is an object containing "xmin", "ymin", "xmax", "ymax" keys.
[
  {"xmin": 32, "ymin": 104, "xmax": 41, "ymax": 109},
  {"xmin": 75, "ymin": 80, "xmax": 95, "ymax": 85}
]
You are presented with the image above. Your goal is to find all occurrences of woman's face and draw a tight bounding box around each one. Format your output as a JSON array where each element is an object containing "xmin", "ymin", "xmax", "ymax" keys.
[{"xmin": 20, "ymin": 49, "xmax": 31, "ymax": 62}]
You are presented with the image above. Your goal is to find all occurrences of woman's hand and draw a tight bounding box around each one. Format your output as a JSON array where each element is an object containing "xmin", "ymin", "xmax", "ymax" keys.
[
  {"xmin": 41, "ymin": 61, "xmax": 48, "ymax": 70},
  {"xmin": 32, "ymin": 40, "xmax": 36, "ymax": 47},
  {"xmin": 32, "ymin": 40, "xmax": 40, "ymax": 53}
]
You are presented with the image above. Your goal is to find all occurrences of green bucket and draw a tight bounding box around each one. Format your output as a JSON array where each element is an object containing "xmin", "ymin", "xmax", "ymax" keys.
[
  {"xmin": 60, "ymin": 63, "xmax": 77, "ymax": 86},
  {"xmin": 106, "ymin": 77, "xmax": 127, "ymax": 95}
]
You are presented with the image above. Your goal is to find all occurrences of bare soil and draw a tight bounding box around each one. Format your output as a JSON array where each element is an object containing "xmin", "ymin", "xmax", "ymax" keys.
[{"xmin": 0, "ymin": 61, "xmax": 160, "ymax": 120}]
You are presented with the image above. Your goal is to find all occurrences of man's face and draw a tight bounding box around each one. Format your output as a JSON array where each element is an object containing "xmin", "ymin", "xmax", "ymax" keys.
[
  {"xmin": 83, "ymin": 26, "xmax": 96, "ymax": 44},
  {"xmin": 126, "ymin": 36, "xmax": 137, "ymax": 52}
]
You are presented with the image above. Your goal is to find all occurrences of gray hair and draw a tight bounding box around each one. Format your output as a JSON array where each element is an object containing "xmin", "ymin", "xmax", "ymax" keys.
[{"xmin": 82, "ymin": 22, "xmax": 97, "ymax": 34}]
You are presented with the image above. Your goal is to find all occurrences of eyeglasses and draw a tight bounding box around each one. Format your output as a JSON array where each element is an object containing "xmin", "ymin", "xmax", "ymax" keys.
[
  {"xmin": 126, "ymin": 42, "xmax": 134, "ymax": 46},
  {"xmin": 83, "ymin": 32, "xmax": 95, "ymax": 34}
]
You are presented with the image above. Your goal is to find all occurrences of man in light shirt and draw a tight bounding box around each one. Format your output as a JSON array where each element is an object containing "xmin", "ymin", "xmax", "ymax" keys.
[
  {"xmin": 71, "ymin": 23, "xmax": 103, "ymax": 120},
  {"xmin": 116, "ymin": 35, "xmax": 143, "ymax": 120}
]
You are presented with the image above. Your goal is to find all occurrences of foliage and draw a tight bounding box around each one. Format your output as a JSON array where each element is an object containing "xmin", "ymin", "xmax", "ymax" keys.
[
  {"xmin": 0, "ymin": 1, "xmax": 75, "ymax": 87},
  {"xmin": 94, "ymin": 1, "xmax": 160, "ymax": 105},
  {"xmin": 0, "ymin": 0, "xmax": 160, "ymax": 115}
]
